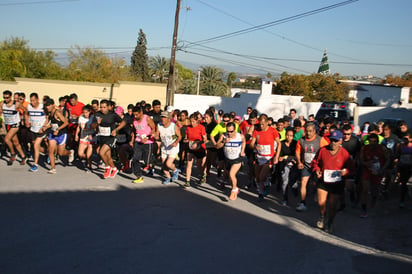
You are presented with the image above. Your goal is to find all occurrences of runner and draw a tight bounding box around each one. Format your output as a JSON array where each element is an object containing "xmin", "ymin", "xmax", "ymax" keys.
[
  {"xmin": 0, "ymin": 90, "xmax": 26, "ymax": 165},
  {"xmin": 312, "ymin": 130, "xmax": 355, "ymax": 232},
  {"xmin": 95, "ymin": 99, "xmax": 126, "ymax": 179},
  {"xmin": 216, "ymin": 122, "xmax": 246, "ymax": 200},
  {"xmin": 249, "ymin": 114, "xmax": 281, "ymax": 201},
  {"xmin": 157, "ymin": 111, "xmax": 182, "ymax": 185},
  {"xmin": 44, "ymin": 98, "xmax": 73, "ymax": 174},
  {"xmin": 359, "ymin": 133, "xmax": 390, "ymax": 217},
  {"xmin": 66, "ymin": 93, "xmax": 85, "ymax": 154},
  {"xmin": 279, "ymin": 128, "xmax": 299, "ymax": 205},
  {"xmin": 203, "ymin": 110, "xmax": 218, "ymax": 177},
  {"xmin": 75, "ymin": 104, "xmax": 97, "ymax": 173},
  {"xmin": 185, "ymin": 112, "xmax": 208, "ymax": 187},
  {"xmin": 25, "ymin": 93, "xmax": 48, "ymax": 172},
  {"xmin": 130, "ymin": 106, "xmax": 156, "ymax": 184},
  {"xmin": 295, "ymin": 122, "xmax": 329, "ymax": 211}
]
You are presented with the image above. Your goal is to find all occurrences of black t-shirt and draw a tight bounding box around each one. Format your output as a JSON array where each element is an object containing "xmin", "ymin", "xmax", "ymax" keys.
[
  {"xmin": 96, "ymin": 111, "xmax": 123, "ymax": 135},
  {"xmin": 148, "ymin": 110, "xmax": 161, "ymax": 125},
  {"xmin": 342, "ymin": 136, "xmax": 361, "ymax": 159},
  {"xmin": 382, "ymin": 133, "xmax": 401, "ymax": 153},
  {"xmin": 203, "ymin": 120, "xmax": 217, "ymax": 141},
  {"xmin": 280, "ymin": 139, "xmax": 297, "ymax": 160}
]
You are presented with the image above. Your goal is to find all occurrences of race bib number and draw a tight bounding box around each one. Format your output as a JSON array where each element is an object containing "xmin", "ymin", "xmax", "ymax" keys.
[
  {"xmin": 304, "ymin": 152, "xmax": 316, "ymax": 164},
  {"xmin": 257, "ymin": 144, "xmax": 271, "ymax": 156},
  {"xmin": 99, "ymin": 126, "xmax": 111, "ymax": 136},
  {"xmin": 161, "ymin": 135, "xmax": 176, "ymax": 147},
  {"xmin": 51, "ymin": 123, "xmax": 59, "ymax": 131},
  {"xmin": 323, "ymin": 169, "xmax": 342, "ymax": 183}
]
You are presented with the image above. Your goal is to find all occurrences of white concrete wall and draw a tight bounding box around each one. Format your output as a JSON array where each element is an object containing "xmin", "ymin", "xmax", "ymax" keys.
[
  {"xmin": 0, "ymin": 78, "xmax": 167, "ymax": 109},
  {"xmin": 355, "ymin": 85, "xmax": 405, "ymax": 107},
  {"xmin": 356, "ymin": 106, "xmax": 412, "ymax": 126},
  {"xmin": 173, "ymin": 93, "xmax": 320, "ymax": 120}
]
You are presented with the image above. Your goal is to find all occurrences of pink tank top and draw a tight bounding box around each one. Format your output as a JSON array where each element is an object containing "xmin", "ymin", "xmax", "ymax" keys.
[{"xmin": 133, "ymin": 114, "xmax": 154, "ymax": 144}]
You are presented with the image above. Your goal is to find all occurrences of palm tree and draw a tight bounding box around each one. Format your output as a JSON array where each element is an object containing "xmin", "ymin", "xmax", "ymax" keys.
[
  {"xmin": 149, "ymin": 55, "xmax": 169, "ymax": 83},
  {"xmin": 200, "ymin": 66, "xmax": 229, "ymax": 96}
]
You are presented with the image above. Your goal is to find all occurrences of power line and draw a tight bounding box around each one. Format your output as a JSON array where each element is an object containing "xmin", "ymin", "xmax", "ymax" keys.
[
  {"xmin": 196, "ymin": 0, "xmax": 362, "ymax": 62},
  {"xmin": 187, "ymin": 0, "xmax": 358, "ymax": 46},
  {"xmin": 0, "ymin": 0, "xmax": 79, "ymax": 6},
  {"xmin": 183, "ymin": 42, "xmax": 412, "ymax": 68}
]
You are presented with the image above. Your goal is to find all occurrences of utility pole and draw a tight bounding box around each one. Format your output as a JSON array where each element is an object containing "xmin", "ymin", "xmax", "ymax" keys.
[
  {"xmin": 196, "ymin": 68, "xmax": 200, "ymax": 95},
  {"xmin": 166, "ymin": 0, "xmax": 181, "ymax": 106}
]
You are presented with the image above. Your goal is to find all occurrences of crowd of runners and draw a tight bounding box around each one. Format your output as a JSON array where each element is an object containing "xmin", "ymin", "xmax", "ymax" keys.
[{"xmin": 1, "ymin": 90, "xmax": 412, "ymax": 232}]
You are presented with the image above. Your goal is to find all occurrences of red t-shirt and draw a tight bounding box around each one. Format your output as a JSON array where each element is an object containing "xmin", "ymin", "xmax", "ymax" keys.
[
  {"xmin": 186, "ymin": 124, "xmax": 206, "ymax": 141},
  {"xmin": 66, "ymin": 101, "xmax": 85, "ymax": 119},
  {"xmin": 252, "ymin": 127, "xmax": 279, "ymax": 157},
  {"xmin": 312, "ymin": 146, "xmax": 354, "ymax": 183}
]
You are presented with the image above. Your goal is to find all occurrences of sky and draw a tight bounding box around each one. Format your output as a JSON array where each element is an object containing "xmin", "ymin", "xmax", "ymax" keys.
[{"xmin": 1, "ymin": 0, "xmax": 412, "ymax": 77}]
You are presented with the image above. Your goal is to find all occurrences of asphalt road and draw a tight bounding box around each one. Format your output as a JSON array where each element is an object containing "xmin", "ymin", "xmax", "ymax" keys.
[{"xmin": 0, "ymin": 157, "xmax": 411, "ymax": 273}]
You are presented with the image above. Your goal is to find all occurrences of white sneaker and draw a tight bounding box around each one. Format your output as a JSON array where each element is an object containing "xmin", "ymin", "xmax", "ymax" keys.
[
  {"xmin": 48, "ymin": 168, "xmax": 56, "ymax": 174},
  {"xmin": 296, "ymin": 203, "xmax": 307, "ymax": 212},
  {"xmin": 68, "ymin": 150, "xmax": 74, "ymax": 163}
]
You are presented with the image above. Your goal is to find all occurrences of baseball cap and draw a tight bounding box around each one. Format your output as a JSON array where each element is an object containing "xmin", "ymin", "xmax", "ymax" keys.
[
  {"xmin": 329, "ymin": 130, "xmax": 343, "ymax": 141},
  {"xmin": 160, "ymin": 111, "xmax": 171, "ymax": 118},
  {"xmin": 234, "ymin": 115, "xmax": 241, "ymax": 121}
]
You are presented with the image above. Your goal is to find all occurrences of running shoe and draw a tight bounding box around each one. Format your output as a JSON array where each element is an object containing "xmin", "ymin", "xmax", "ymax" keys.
[
  {"xmin": 132, "ymin": 176, "xmax": 144, "ymax": 184},
  {"xmin": 258, "ymin": 194, "xmax": 264, "ymax": 202},
  {"xmin": 7, "ymin": 154, "xmax": 16, "ymax": 166},
  {"xmin": 48, "ymin": 168, "xmax": 57, "ymax": 174},
  {"xmin": 184, "ymin": 181, "xmax": 191, "ymax": 188},
  {"xmin": 281, "ymin": 200, "xmax": 288, "ymax": 206},
  {"xmin": 98, "ymin": 161, "xmax": 106, "ymax": 169},
  {"xmin": 148, "ymin": 168, "xmax": 155, "ymax": 176},
  {"xmin": 263, "ymin": 186, "xmax": 270, "ymax": 196},
  {"xmin": 103, "ymin": 167, "xmax": 111, "ymax": 179},
  {"xmin": 143, "ymin": 165, "xmax": 150, "ymax": 171},
  {"xmin": 296, "ymin": 203, "xmax": 307, "ymax": 212},
  {"xmin": 316, "ymin": 216, "xmax": 325, "ymax": 229},
  {"xmin": 172, "ymin": 169, "xmax": 180, "ymax": 182},
  {"xmin": 68, "ymin": 150, "xmax": 74, "ymax": 164},
  {"xmin": 85, "ymin": 167, "xmax": 92, "ymax": 174},
  {"xmin": 29, "ymin": 164, "xmax": 38, "ymax": 172},
  {"xmin": 360, "ymin": 211, "xmax": 368, "ymax": 218},
  {"xmin": 20, "ymin": 157, "xmax": 27, "ymax": 165},
  {"xmin": 163, "ymin": 178, "xmax": 171, "ymax": 185},
  {"xmin": 200, "ymin": 173, "xmax": 207, "ymax": 184},
  {"xmin": 229, "ymin": 188, "xmax": 239, "ymax": 201},
  {"xmin": 109, "ymin": 167, "xmax": 119, "ymax": 178}
]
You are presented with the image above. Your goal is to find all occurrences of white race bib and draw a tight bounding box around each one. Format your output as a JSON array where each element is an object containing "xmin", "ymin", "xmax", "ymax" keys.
[
  {"xmin": 323, "ymin": 169, "xmax": 342, "ymax": 183},
  {"xmin": 99, "ymin": 126, "xmax": 111, "ymax": 136},
  {"xmin": 257, "ymin": 144, "xmax": 271, "ymax": 156}
]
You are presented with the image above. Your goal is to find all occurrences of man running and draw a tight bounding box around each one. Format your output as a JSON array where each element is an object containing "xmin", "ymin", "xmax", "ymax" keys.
[
  {"xmin": 95, "ymin": 99, "xmax": 126, "ymax": 179},
  {"xmin": 295, "ymin": 122, "xmax": 329, "ymax": 211},
  {"xmin": 0, "ymin": 90, "xmax": 26, "ymax": 165},
  {"xmin": 25, "ymin": 93, "xmax": 48, "ymax": 172},
  {"xmin": 130, "ymin": 106, "xmax": 156, "ymax": 184},
  {"xmin": 157, "ymin": 111, "xmax": 182, "ymax": 185},
  {"xmin": 312, "ymin": 130, "xmax": 354, "ymax": 232}
]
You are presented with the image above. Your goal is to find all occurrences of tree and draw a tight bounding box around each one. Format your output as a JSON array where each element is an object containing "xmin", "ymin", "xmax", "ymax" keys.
[
  {"xmin": 274, "ymin": 73, "xmax": 349, "ymax": 102},
  {"xmin": 149, "ymin": 55, "xmax": 168, "ymax": 83},
  {"xmin": 131, "ymin": 29, "xmax": 150, "ymax": 82},
  {"xmin": 65, "ymin": 46, "xmax": 129, "ymax": 83},
  {"xmin": 200, "ymin": 66, "xmax": 229, "ymax": 96},
  {"xmin": 227, "ymin": 72, "xmax": 236, "ymax": 88},
  {"xmin": 0, "ymin": 37, "xmax": 62, "ymax": 81}
]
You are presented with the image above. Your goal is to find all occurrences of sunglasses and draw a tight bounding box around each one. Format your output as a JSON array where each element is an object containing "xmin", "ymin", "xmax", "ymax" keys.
[
  {"xmin": 3, "ymin": 96, "xmax": 10, "ymax": 99},
  {"xmin": 343, "ymin": 133, "xmax": 351, "ymax": 136},
  {"xmin": 330, "ymin": 139, "xmax": 340, "ymax": 143},
  {"xmin": 227, "ymin": 130, "xmax": 234, "ymax": 133},
  {"xmin": 223, "ymin": 120, "xmax": 230, "ymax": 122}
]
